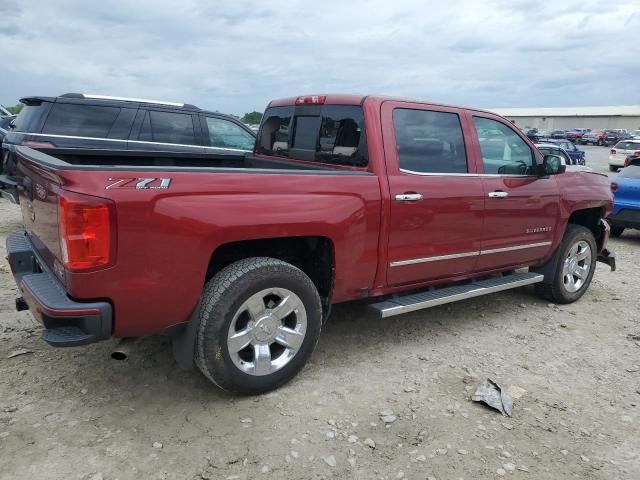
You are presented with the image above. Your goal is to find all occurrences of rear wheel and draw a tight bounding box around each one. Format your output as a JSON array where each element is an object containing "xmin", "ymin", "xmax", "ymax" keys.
[
  {"xmin": 609, "ymin": 165, "xmax": 618, "ymax": 172},
  {"xmin": 195, "ymin": 257, "xmax": 322, "ymax": 394},
  {"xmin": 535, "ymin": 225, "xmax": 597, "ymax": 304},
  {"xmin": 610, "ymin": 226, "xmax": 624, "ymax": 238}
]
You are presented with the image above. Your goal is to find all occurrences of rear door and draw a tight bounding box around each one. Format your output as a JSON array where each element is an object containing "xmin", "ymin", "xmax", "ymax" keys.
[
  {"xmin": 382, "ymin": 101, "xmax": 484, "ymax": 286},
  {"xmin": 470, "ymin": 114, "xmax": 560, "ymax": 271}
]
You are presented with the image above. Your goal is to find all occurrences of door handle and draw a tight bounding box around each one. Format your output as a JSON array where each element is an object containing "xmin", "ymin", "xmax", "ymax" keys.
[
  {"xmin": 395, "ymin": 193, "xmax": 424, "ymax": 202},
  {"xmin": 488, "ymin": 191, "xmax": 508, "ymax": 199}
]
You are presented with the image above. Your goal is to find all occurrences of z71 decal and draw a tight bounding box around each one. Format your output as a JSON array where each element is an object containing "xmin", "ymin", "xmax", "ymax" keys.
[{"xmin": 106, "ymin": 178, "xmax": 172, "ymax": 190}]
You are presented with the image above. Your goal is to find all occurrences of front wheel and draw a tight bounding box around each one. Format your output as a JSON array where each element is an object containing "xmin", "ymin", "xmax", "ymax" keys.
[
  {"xmin": 535, "ymin": 225, "xmax": 597, "ymax": 304},
  {"xmin": 195, "ymin": 257, "xmax": 322, "ymax": 394}
]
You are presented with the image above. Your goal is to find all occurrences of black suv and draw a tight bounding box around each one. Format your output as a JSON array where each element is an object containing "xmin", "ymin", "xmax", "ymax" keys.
[{"xmin": 1, "ymin": 94, "xmax": 256, "ymax": 201}]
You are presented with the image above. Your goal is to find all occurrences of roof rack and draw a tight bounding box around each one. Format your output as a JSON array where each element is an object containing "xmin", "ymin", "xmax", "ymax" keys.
[{"xmin": 60, "ymin": 93, "xmax": 199, "ymax": 109}]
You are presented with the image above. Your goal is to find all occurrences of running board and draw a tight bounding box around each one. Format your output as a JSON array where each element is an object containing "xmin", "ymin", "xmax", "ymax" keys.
[{"xmin": 369, "ymin": 272, "xmax": 544, "ymax": 319}]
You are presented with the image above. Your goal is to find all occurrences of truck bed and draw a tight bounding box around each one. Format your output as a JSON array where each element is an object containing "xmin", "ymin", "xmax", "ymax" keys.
[{"xmin": 27, "ymin": 147, "xmax": 354, "ymax": 172}]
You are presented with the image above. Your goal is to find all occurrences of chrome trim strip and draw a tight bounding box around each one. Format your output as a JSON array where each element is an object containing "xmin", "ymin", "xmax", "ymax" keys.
[
  {"xmin": 399, "ymin": 168, "xmax": 535, "ymax": 178},
  {"xmin": 390, "ymin": 250, "xmax": 480, "ymax": 267},
  {"xmin": 82, "ymin": 94, "xmax": 184, "ymax": 107},
  {"xmin": 15, "ymin": 132, "xmax": 252, "ymax": 153},
  {"xmin": 390, "ymin": 241, "xmax": 552, "ymax": 267},
  {"xmin": 479, "ymin": 241, "xmax": 552, "ymax": 255}
]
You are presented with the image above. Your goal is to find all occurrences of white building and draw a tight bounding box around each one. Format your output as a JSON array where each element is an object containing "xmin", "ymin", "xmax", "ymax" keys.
[{"xmin": 489, "ymin": 106, "xmax": 640, "ymax": 131}]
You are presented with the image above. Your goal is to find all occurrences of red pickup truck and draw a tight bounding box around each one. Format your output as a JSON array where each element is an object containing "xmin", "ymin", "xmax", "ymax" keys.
[{"xmin": 5, "ymin": 94, "xmax": 616, "ymax": 394}]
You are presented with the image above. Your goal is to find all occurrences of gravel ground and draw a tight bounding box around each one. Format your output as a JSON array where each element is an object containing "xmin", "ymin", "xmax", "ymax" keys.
[{"xmin": 1, "ymin": 145, "xmax": 639, "ymax": 480}]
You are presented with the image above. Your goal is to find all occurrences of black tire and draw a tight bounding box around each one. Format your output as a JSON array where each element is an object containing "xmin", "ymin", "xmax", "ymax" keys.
[
  {"xmin": 597, "ymin": 140, "xmax": 603, "ymax": 146},
  {"xmin": 195, "ymin": 257, "xmax": 322, "ymax": 394},
  {"xmin": 609, "ymin": 165, "xmax": 618, "ymax": 172},
  {"xmin": 534, "ymin": 225, "xmax": 597, "ymax": 304},
  {"xmin": 610, "ymin": 226, "xmax": 625, "ymax": 238}
]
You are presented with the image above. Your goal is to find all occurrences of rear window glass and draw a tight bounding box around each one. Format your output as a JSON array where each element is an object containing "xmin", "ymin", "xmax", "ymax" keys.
[
  {"xmin": 619, "ymin": 165, "xmax": 640, "ymax": 178},
  {"xmin": 614, "ymin": 141, "xmax": 640, "ymax": 151},
  {"xmin": 11, "ymin": 105, "xmax": 45, "ymax": 132},
  {"xmin": 139, "ymin": 111, "xmax": 196, "ymax": 145},
  {"xmin": 257, "ymin": 105, "xmax": 367, "ymax": 166},
  {"xmin": 43, "ymin": 103, "xmax": 120, "ymax": 138}
]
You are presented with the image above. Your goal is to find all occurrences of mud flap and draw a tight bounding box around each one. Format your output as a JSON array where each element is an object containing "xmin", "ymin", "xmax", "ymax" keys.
[
  {"xmin": 597, "ymin": 249, "xmax": 616, "ymax": 271},
  {"xmin": 171, "ymin": 300, "xmax": 201, "ymax": 370}
]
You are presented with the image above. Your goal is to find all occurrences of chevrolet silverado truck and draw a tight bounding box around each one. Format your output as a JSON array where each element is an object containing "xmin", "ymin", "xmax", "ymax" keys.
[{"xmin": 5, "ymin": 94, "xmax": 616, "ymax": 394}]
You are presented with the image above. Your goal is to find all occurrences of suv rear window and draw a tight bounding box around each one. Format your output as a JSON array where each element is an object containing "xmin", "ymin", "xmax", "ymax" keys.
[
  {"xmin": 10, "ymin": 105, "xmax": 44, "ymax": 132},
  {"xmin": 257, "ymin": 105, "xmax": 367, "ymax": 166},
  {"xmin": 43, "ymin": 103, "xmax": 120, "ymax": 138}
]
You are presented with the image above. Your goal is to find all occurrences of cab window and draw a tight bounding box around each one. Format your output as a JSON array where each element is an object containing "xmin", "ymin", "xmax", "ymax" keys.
[
  {"xmin": 473, "ymin": 117, "xmax": 535, "ymax": 175},
  {"xmin": 392, "ymin": 109, "xmax": 468, "ymax": 174}
]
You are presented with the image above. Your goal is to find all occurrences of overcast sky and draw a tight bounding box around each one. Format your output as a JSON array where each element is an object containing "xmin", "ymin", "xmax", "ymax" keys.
[{"xmin": 1, "ymin": 0, "xmax": 638, "ymax": 115}]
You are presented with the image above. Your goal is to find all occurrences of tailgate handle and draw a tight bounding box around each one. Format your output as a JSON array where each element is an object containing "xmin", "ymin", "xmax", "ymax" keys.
[{"xmin": 23, "ymin": 176, "xmax": 33, "ymax": 201}]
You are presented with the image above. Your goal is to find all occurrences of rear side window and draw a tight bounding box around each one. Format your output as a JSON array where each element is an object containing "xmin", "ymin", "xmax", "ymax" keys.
[
  {"xmin": 43, "ymin": 103, "xmax": 120, "ymax": 138},
  {"xmin": 257, "ymin": 105, "xmax": 367, "ymax": 166},
  {"xmin": 205, "ymin": 117, "xmax": 255, "ymax": 150},
  {"xmin": 474, "ymin": 117, "xmax": 535, "ymax": 175},
  {"xmin": 138, "ymin": 111, "xmax": 196, "ymax": 145},
  {"xmin": 393, "ymin": 109, "xmax": 468, "ymax": 174}
]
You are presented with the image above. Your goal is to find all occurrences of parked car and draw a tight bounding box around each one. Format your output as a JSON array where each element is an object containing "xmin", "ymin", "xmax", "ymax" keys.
[
  {"xmin": 608, "ymin": 155, "xmax": 640, "ymax": 237},
  {"xmin": 535, "ymin": 143, "xmax": 575, "ymax": 165},
  {"xmin": 565, "ymin": 128, "xmax": 590, "ymax": 142},
  {"xmin": 525, "ymin": 128, "xmax": 544, "ymax": 142},
  {"xmin": 609, "ymin": 139, "xmax": 640, "ymax": 171},
  {"xmin": 0, "ymin": 93, "xmax": 257, "ymax": 203},
  {"xmin": 580, "ymin": 130, "xmax": 608, "ymax": 146},
  {"xmin": 604, "ymin": 129, "xmax": 628, "ymax": 147},
  {"xmin": 539, "ymin": 139, "xmax": 586, "ymax": 165},
  {"xmin": 629, "ymin": 129, "xmax": 640, "ymax": 139},
  {"xmin": 549, "ymin": 129, "xmax": 566, "ymax": 139},
  {"xmin": 0, "ymin": 114, "xmax": 16, "ymax": 141},
  {"xmin": 5, "ymin": 93, "xmax": 615, "ymax": 394}
]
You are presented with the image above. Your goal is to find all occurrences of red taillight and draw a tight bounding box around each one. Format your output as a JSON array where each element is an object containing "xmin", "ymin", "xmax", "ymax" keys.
[
  {"xmin": 610, "ymin": 182, "xmax": 619, "ymax": 193},
  {"xmin": 610, "ymin": 148, "xmax": 617, "ymax": 155},
  {"xmin": 20, "ymin": 140, "xmax": 55, "ymax": 148},
  {"xmin": 295, "ymin": 95, "xmax": 326, "ymax": 105},
  {"xmin": 634, "ymin": 151, "xmax": 640, "ymax": 156},
  {"xmin": 58, "ymin": 193, "xmax": 115, "ymax": 271}
]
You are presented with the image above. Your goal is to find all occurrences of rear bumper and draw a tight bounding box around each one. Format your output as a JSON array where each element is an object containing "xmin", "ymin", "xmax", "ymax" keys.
[
  {"xmin": 6, "ymin": 230, "xmax": 112, "ymax": 347},
  {"xmin": 608, "ymin": 208, "xmax": 640, "ymax": 229}
]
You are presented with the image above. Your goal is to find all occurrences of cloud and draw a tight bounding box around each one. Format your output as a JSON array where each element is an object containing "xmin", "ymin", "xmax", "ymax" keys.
[{"xmin": 0, "ymin": 0, "xmax": 638, "ymax": 115}]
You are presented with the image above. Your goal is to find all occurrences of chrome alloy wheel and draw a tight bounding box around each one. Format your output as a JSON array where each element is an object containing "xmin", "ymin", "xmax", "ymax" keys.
[
  {"xmin": 562, "ymin": 240, "xmax": 592, "ymax": 293},
  {"xmin": 227, "ymin": 288, "xmax": 307, "ymax": 376}
]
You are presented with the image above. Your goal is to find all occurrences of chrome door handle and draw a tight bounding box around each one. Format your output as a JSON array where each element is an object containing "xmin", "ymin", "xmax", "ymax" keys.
[
  {"xmin": 395, "ymin": 193, "xmax": 424, "ymax": 202},
  {"xmin": 488, "ymin": 191, "xmax": 509, "ymax": 198}
]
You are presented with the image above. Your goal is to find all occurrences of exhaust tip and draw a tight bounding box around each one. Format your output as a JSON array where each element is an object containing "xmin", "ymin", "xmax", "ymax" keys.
[{"xmin": 111, "ymin": 351, "xmax": 128, "ymax": 361}]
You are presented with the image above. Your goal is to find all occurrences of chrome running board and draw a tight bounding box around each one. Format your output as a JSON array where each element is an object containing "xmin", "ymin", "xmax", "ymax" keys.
[{"xmin": 369, "ymin": 272, "xmax": 544, "ymax": 318}]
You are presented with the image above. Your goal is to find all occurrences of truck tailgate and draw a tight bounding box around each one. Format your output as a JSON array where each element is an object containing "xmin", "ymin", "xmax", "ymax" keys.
[{"xmin": 15, "ymin": 147, "xmax": 64, "ymax": 277}]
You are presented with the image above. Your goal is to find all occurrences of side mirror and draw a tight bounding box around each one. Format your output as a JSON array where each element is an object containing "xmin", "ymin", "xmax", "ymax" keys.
[{"xmin": 539, "ymin": 154, "xmax": 566, "ymax": 176}]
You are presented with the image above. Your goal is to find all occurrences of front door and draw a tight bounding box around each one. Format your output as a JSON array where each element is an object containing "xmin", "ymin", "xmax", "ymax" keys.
[
  {"xmin": 470, "ymin": 115, "xmax": 560, "ymax": 271},
  {"xmin": 382, "ymin": 102, "xmax": 485, "ymax": 286}
]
